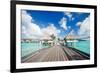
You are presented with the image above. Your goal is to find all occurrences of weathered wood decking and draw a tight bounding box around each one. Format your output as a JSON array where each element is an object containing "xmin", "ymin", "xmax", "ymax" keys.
[{"xmin": 22, "ymin": 45, "xmax": 89, "ymax": 63}]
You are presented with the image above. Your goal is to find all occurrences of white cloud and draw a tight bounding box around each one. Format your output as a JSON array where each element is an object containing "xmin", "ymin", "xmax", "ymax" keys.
[
  {"xmin": 68, "ymin": 26, "xmax": 71, "ymax": 29},
  {"xmin": 22, "ymin": 10, "xmax": 32, "ymax": 26},
  {"xmin": 72, "ymin": 17, "xmax": 75, "ymax": 21},
  {"xmin": 21, "ymin": 10, "xmax": 60, "ymax": 39},
  {"xmin": 69, "ymin": 29, "xmax": 75, "ymax": 36},
  {"xmin": 64, "ymin": 12, "xmax": 72, "ymax": 19},
  {"xmin": 78, "ymin": 16, "xmax": 90, "ymax": 38},
  {"xmin": 21, "ymin": 10, "xmax": 42, "ymax": 39},
  {"xmin": 59, "ymin": 17, "xmax": 67, "ymax": 30},
  {"xmin": 76, "ymin": 22, "xmax": 82, "ymax": 27},
  {"xmin": 42, "ymin": 24, "xmax": 61, "ymax": 37}
]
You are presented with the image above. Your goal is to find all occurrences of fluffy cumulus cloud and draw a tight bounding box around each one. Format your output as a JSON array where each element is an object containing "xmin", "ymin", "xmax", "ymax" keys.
[
  {"xmin": 68, "ymin": 26, "xmax": 71, "ymax": 29},
  {"xmin": 72, "ymin": 17, "xmax": 75, "ymax": 21},
  {"xmin": 78, "ymin": 16, "xmax": 90, "ymax": 38},
  {"xmin": 21, "ymin": 10, "xmax": 60, "ymax": 39},
  {"xmin": 22, "ymin": 11, "xmax": 32, "ymax": 26},
  {"xmin": 68, "ymin": 29, "xmax": 75, "ymax": 36},
  {"xmin": 59, "ymin": 17, "xmax": 67, "ymax": 30},
  {"xmin": 70, "ymin": 30, "xmax": 75, "ymax": 35},
  {"xmin": 64, "ymin": 12, "xmax": 72, "ymax": 19},
  {"xmin": 76, "ymin": 22, "xmax": 82, "ymax": 27},
  {"xmin": 21, "ymin": 10, "xmax": 42, "ymax": 39},
  {"xmin": 42, "ymin": 24, "xmax": 61, "ymax": 37}
]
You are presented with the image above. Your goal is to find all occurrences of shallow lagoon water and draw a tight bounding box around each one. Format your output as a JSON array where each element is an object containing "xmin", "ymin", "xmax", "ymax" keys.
[
  {"xmin": 75, "ymin": 40, "xmax": 90, "ymax": 54},
  {"xmin": 21, "ymin": 42, "xmax": 50, "ymax": 57},
  {"xmin": 67, "ymin": 40, "xmax": 90, "ymax": 54},
  {"xmin": 21, "ymin": 40, "xmax": 90, "ymax": 58}
]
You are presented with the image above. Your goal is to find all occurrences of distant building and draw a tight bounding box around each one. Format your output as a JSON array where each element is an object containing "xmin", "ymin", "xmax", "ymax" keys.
[
  {"xmin": 65, "ymin": 32, "xmax": 79, "ymax": 42},
  {"xmin": 41, "ymin": 36, "xmax": 54, "ymax": 46},
  {"xmin": 65, "ymin": 31, "xmax": 79, "ymax": 47},
  {"xmin": 21, "ymin": 35, "xmax": 55, "ymax": 46}
]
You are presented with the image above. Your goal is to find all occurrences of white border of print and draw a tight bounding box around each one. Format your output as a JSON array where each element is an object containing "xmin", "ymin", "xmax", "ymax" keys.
[{"xmin": 16, "ymin": 4, "xmax": 94, "ymax": 69}]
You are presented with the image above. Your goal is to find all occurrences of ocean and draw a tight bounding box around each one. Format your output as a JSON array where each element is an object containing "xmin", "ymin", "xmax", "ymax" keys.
[
  {"xmin": 21, "ymin": 40, "xmax": 90, "ymax": 58},
  {"xmin": 67, "ymin": 40, "xmax": 90, "ymax": 54},
  {"xmin": 21, "ymin": 42, "xmax": 50, "ymax": 57}
]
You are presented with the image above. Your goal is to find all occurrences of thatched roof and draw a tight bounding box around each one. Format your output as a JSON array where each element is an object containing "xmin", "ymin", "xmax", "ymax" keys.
[
  {"xmin": 65, "ymin": 31, "xmax": 79, "ymax": 40},
  {"xmin": 66, "ymin": 35, "xmax": 79, "ymax": 40}
]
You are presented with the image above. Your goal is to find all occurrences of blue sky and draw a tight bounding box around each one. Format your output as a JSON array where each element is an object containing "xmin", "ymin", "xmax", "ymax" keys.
[{"xmin": 21, "ymin": 10, "xmax": 90, "ymax": 39}]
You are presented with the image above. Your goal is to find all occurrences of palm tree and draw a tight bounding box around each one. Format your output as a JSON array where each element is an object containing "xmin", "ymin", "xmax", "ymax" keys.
[
  {"xmin": 64, "ymin": 38, "xmax": 67, "ymax": 42},
  {"xmin": 64, "ymin": 37, "xmax": 67, "ymax": 46},
  {"xmin": 50, "ymin": 34, "xmax": 56, "ymax": 45},
  {"xmin": 50, "ymin": 34, "xmax": 55, "ymax": 40},
  {"xmin": 58, "ymin": 38, "xmax": 60, "ymax": 41}
]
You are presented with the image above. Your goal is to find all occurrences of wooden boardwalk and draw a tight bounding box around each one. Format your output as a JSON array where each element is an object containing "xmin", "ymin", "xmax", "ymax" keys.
[{"xmin": 22, "ymin": 45, "xmax": 89, "ymax": 63}]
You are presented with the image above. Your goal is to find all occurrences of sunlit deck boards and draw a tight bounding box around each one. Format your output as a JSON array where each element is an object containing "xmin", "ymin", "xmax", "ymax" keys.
[{"xmin": 22, "ymin": 45, "xmax": 89, "ymax": 63}]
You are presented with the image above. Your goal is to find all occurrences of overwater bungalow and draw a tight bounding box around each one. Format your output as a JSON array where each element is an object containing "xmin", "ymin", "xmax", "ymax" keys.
[
  {"xmin": 21, "ymin": 39, "xmax": 34, "ymax": 43},
  {"xmin": 21, "ymin": 35, "xmax": 55, "ymax": 47},
  {"xmin": 40, "ymin": 36, "xmax": 54, "ymax": 46},
  {"xmin": 65, "ymin": 32, "xmax": 79, "ymax": 47},
  {"xmin": 66, "ymin": 35, "xmax": 79, "ymax": 42}
]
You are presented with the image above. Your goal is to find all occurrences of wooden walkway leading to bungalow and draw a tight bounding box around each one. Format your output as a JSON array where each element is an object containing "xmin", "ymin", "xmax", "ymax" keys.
[{"xmin": 22, "ymin": 45, "xmax": 89, "ymax": 63}]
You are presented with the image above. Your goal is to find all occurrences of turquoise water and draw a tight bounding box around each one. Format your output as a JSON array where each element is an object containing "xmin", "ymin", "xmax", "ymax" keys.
[
  {"xmin": 21, "ymin": 40, "xmax": 90, "ymax": 58},
  {"xmin": 67, "ymin": 40, "xmax": 90, "ymax": 54},
  {"xmin": 21, "ymin": 42, "xmax": 50, "ymax": 57}
]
